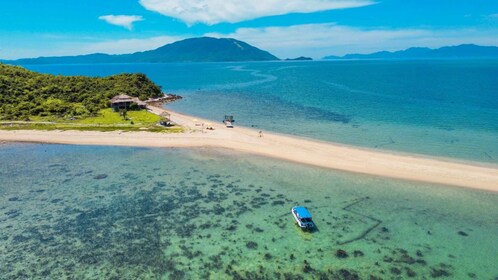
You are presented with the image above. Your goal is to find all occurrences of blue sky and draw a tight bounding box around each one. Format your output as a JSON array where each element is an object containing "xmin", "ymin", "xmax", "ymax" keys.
[{"xmin": 0, "ymin": 0, "xmax": 497, "ymax": 59}]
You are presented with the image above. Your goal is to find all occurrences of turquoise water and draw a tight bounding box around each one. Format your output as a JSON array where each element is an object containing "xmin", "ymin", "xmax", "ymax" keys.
[
  {"xmin": 14, "ymin": 61, "xmax": 498, "ymax": 278},
  {"xmin": 25, "ymin": 60, "xmax": 498, "ymax": 164},
  {"xmin": 1, "ymin": 143, "xmax": 497, "ymax": 279}
]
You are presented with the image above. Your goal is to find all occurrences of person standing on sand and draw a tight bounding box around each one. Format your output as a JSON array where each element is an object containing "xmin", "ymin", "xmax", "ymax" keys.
[{"xmin": 259, "ymin": 131, "xmax": 263, "ymax": 137}]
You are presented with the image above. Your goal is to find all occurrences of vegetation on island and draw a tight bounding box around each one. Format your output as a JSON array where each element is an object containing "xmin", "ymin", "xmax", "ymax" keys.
[
  {"xmin": 0, "ymin": 63, "xmax": 180, "ymax": 132},
  {"xmin": 0, "ymin": 108, "xmax": 181, "ymax": 132},
  {"xmin": 0, "ymin": 63, "xmax": 162, "ymax": 120}
]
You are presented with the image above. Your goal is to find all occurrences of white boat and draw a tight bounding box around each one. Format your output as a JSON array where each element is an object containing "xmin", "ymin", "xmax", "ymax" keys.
[
  {"xmin": 291, "ymin": 206, "xmax": 315, "ymax": 229},
  {"xmin": 223, "ymin": 115, "xmax": 234, "ymax": 128}
]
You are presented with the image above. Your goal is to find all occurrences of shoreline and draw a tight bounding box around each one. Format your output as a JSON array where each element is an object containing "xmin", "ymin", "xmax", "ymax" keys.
[{"xmin": 1, "ymin": 106, "xmax": 497, "ymax": 193}]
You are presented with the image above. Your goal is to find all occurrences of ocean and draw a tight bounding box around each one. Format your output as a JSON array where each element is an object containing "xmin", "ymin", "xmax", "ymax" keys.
[
  {"xmin": 1, "ymin": 144, "xmax": 497, "ymax": 279},
  {"xmin": 2, "ymin": 60, "xmax": 496, "ymax": 279},
  {"xmin": 25, "ymin": 60, "xmax": 498, "ymax": 164}
]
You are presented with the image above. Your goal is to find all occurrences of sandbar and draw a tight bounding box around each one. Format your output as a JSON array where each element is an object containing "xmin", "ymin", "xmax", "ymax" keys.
[{"xmin": 1, "ymin": 106, "xmax": 497, "ymax": 192}]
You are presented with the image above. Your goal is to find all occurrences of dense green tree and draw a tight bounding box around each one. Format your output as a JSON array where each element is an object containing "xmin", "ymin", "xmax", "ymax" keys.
[{"xmin": 0, "ymin": 63, "xmax": 163, "ymax": 120}]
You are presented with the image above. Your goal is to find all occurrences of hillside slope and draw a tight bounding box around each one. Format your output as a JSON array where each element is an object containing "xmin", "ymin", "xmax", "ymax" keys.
[{"xmin": 0, "ymin": 63, "xmax": 162, "ymax": 120}]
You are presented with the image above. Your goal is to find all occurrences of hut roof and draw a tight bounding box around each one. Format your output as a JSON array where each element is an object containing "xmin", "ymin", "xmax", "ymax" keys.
[
  {"xmin": 110, "ymin": 94, "xmax": 134, "ymax": 104},
  {"xmin": 109, "ymin": 94, "xmax": 146, "ymax": 106}
]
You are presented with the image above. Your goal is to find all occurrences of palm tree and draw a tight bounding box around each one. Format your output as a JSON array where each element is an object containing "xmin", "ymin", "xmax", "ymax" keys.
[{"xmin": 120, "ymin": 108, "xmax": 128, "ymax": 120}]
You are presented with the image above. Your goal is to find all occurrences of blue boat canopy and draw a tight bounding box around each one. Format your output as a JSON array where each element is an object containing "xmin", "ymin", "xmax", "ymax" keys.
[{"xmin": 294, "ymin": 206, "xmax": 312, "ymax": 218}]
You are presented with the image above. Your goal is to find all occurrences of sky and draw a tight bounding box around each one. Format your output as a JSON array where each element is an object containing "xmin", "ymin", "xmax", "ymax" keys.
[{"xmin": 0, "ymin": 0, "xmax": 497, "ymax": 59}]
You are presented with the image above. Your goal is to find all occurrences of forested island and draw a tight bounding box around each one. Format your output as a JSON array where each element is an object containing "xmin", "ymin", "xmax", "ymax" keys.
[
  {"xmin": 285, "ymin": 56, "xmax": 313, "ymax": 61},
  {"xmin": 0, "ymin": 63, "xmax": 162, "ymax": 120},
  {"xmin": 0, "ymin": 63, "xmax": 181, "ymax": 131}
]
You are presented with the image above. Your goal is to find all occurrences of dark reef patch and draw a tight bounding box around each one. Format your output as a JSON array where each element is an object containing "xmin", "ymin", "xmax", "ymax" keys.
[
  {"xmin": 303, "ymin": 260, "xmax": 314, "ymax": 273},
  {"xmin": 246, "ymin": 241, "xmax": 258, "ymax": 249},
  {"xmin": 353, "ymin": 250, "xmax": 364, "ymax": 257},
  {"xmin": 272, "ymin": 200, "xmax": 285, "ymax": 206},
  {"xmin": 253, "ymin": 227, "xmax": 264, "ymax": 233},
  {"xmin": 406, "ymin": 267, "xmax": 417, "ymax": 277},
  {"xmin": 93, "ymin": 174, "xmax": 108, "ymax": 180},
  {"xmin": 5, "ymin": 209, "xmax": 20, "ymax": 218},
  {"xmin": 336, "ymin": 249, "xmax": 349, "ymax": 258},
  {"xmin": 430, "ymin": 267, "xmax": 451, "ymax": 278}
]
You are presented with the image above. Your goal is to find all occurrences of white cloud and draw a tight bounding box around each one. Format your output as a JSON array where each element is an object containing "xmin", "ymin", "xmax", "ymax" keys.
[
  {"xmin": 206, "ymin": 24, "xmax": 498, "ymax": 58},
  {"xmin": 99, "ymin": 15, "xmax": 144, "ymax": 30},
  {"xmin": 139, "ymin": 0, "xmax": 374, "ymax": 25}
]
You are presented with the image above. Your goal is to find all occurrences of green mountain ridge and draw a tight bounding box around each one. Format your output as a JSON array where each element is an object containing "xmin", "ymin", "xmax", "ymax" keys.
[{"xmin": 4, "ymin": 37, "xmax": 279, "ymax": 65}]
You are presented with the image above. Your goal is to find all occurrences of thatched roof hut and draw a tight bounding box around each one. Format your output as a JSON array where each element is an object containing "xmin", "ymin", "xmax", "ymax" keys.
[{"xmin": 110, "ymin": 94, "xmax": 146, "ymax": 111}]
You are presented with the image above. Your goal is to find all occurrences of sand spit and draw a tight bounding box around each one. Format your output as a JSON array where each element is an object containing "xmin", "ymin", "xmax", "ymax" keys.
[{"xmin": 1, "ymin": 107, "xmax": 497, "ymax": 192}]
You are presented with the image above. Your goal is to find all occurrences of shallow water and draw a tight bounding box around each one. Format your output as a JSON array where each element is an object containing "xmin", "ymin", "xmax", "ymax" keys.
[{"xmin": 1, "ymin": 144, "xmax": 497, "ymax": 279}]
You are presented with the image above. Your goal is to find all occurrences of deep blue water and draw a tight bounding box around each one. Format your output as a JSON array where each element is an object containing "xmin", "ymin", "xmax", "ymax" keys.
[{"xmin": 24, "ymin": 60, "xmax": 498, "ymax": 163}]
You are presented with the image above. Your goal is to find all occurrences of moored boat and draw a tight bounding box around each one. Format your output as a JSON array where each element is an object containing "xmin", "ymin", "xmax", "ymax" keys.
[
  {"xmin": 291, "ymin": 206, "xmax": 315, "ymax": 229},
  {"xmin": 223, "ymin": 115, "xmax": 235, "ymax": 128}
]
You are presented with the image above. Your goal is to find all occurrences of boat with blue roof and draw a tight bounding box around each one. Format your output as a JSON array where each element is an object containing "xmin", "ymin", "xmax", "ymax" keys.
[{"xmin": 291, "ymin": 206, "xmax": 315, "ymax": 230}]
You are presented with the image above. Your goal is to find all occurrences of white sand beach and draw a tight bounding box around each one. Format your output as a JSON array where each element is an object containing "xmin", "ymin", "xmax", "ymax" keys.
[{"xmin": 1, "ymin": 106, "xmax": 497, "ymax": 192}]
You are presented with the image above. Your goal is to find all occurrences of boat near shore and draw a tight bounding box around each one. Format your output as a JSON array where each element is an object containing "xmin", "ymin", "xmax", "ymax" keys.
[
  {"xmin": 291, "ymin": 206, "xmax": 315, "ymax": 230},
  {"xmin": 223, "ymin": 115, "xmax": 235, "ymax": 128}
]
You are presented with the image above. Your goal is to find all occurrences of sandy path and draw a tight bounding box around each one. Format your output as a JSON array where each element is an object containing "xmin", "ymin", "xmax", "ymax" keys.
[{"xmin": 1, "ymin": 107, "xmax": 497, "ymax": 192}]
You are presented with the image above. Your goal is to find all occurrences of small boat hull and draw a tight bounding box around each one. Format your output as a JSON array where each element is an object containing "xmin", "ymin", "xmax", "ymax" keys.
[{"xmin": 291, "ymin": 206, "xmax": 314, "ymax": 229}]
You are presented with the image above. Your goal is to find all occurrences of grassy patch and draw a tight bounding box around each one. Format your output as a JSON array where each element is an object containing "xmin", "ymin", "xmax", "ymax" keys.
[
  {"xmin": 77, "ymin": 109, "xmax": 161, "ymax": 125},
  {"xmin": 1, "ymin": 109, "xmax": 183, "ymax": 133},
  {"xmin": 31, "ymin": 109, "xmax": 161, "ymax": 125},
  {"xmin": 0, "ymin": 123, "xmax": 183, "ymax": 133}
]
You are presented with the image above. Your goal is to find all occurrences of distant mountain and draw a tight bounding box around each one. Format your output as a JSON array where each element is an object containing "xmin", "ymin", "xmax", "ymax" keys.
[
  {"xmin": 323, "ymin": 44, "xmax": 498, "ymax": 60},
  {"xmin": 6, "ymin": 37, "xmax": 279, "ymax": 65},
  {"xmin": 285, "ymin": 56, "xmax": 313, "ymax": 61}
]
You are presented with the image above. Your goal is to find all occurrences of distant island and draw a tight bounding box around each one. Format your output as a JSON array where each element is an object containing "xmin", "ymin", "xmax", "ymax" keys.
[
  {"xmin": 285, "ymin": 56, "xmax": 313, "ymax": 61},
  {"xmin": 4, "ymin": 37, "xmax": 279, "ymax": 65},
  {"xmin": 323, "ymin": 44, "xmax": 498, "ymax": 60}
]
